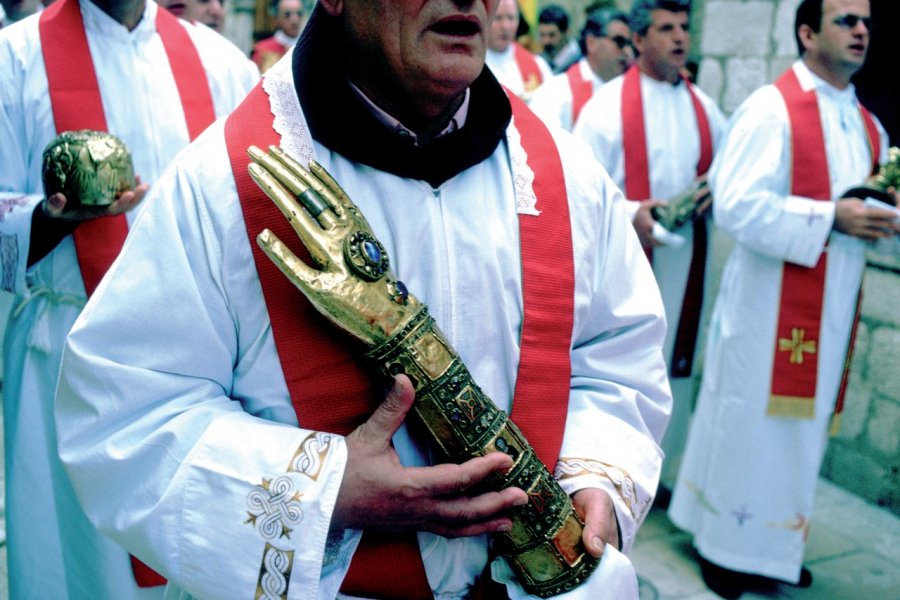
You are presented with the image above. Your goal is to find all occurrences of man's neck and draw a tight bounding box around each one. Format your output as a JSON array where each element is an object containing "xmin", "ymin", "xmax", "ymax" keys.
[
  {"xmin": 92, "ymin": 0, "xmax": 145, "ymax": 30},
  {"xmin": 802, "ymin": 56, "xmax": 853, "ymax": 90},
  {"xmin": 638, "ymin": 59, "xmax": 680, "ymax": 84}
]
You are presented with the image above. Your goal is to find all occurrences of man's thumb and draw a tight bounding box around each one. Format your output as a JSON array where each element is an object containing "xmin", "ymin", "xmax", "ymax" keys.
[{"xmin": 360, "ymin": 374, "xmax": 416, "ymax": 445}]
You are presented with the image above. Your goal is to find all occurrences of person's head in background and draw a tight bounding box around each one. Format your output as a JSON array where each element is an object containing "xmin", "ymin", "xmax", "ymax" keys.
[
  {"xmin": 630, "ymin": 0, "xmax": 692, "ymax": 83},
  {"xmin": 158, "ymin": 0, "xmax": 225, "ymax": 32},
  {"xmin": 489, "ymin": 0, "xmax": 518, "ymax": 52},
  {"xmin": 794, "ymin": 0, "xmax": 870, "ymax": 89},
  {"xmin": 1, "ymin": 0, "xmax": 41, "ymax": 22},
  {"xmin": 274, "ymin": 0, "xmax": 304, "ymax": 38},
  {"xmin": 538, "ymin": 4, "xmax": 569, "ymax": 59},
  {"xmin": 581, "ymin": 7, "xmax": 634, "ymax": 81}
]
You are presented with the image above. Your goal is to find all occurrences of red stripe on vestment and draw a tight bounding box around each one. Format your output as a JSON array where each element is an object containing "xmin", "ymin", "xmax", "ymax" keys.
[
  {"xmin": 565, "ymin": 63, "xmax": 593, "ymax": 127},
  {"xmin": 40, "ymin": 0, "xmax": 216, "ymax": 584},
  {"xmin": 620, "ymin": 65, "xmax": 713, "ymax": 377}
]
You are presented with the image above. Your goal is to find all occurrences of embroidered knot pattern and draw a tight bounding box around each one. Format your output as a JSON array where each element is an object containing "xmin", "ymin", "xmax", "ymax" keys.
[
  {"xmin": 255, "ymin": 543, "xmax": 293, "ymax": 600},
  {"xmin": 245, "ymin": 476, "xmax": 303, "ymax": 540},
  {"xmin": 264, "ymin": 56, "xmax": 315, "ymax": 168},
  {"xmin": 778, "ymin": 327, "xmax": 817, "ymax": 364},
  {"xmin": 506, "ymin": 117, "xmax": 541, "ymax": 216},
  {"xmin": 555, "ymin": 457, "xmax": 649, "ymax": 520},
  {"xmin": 286, "ymin": 432, "xmax": 333, "ymax": 481}
]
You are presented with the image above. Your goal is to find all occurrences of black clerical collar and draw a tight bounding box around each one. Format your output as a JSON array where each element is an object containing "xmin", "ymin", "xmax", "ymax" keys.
[{"xmin": 291, "ymin": 6, "xmax": 511, "ymax": 188}]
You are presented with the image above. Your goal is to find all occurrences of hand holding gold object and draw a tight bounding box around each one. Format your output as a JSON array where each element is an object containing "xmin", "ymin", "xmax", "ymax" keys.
[
  {"xmin": 650, "ymin": 176, "xmax": 711, "ymax": 232},
  {"xmin": 247, "ymin": 145, "xmax": 600, "ymax": 597},
  {"xmin": 41, "ymin": 130, "xmax": 137, "ymax": 219},
  {"xmin": 845, "ymin": 146, "xmax": 900, "ymax": 207}
]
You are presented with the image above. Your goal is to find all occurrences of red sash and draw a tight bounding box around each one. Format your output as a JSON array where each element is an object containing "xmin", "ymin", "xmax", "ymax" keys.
[
  {"xmin": 565, "ymin": 62, "xmax": 593, "ymax": 127},
  {"xmin": 40, "ymin": 0, "xmax": 215, "ymax": 296},
  {"xmin": 40, "ymin": 0, "xmax": 215, "ymax": 587},
  {"xmin": 768, "ymin": 68, "xmax": 879, "ymax": 418},
  {"xmin": 224, "ymin": 82, "xmax": 575, "ymax": 598},
  {"xmin": 620, "ymin": 65, "xmax": 713, "ymax": 377},
  {"xmin": 513, "ymin": 43, "xmax": 544, "ymax": 93}
]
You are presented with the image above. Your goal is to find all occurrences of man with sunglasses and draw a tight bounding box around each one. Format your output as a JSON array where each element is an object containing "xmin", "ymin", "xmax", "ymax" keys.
[
  {"xmin": 669, "ymin": 1, "xmax": 897, "ymax": 597},
  {"xmin": 252, "ymin": 0, "xmax": 305, "ymax": 73},
  {"xmin": 530, "ymin": 7, "xmax": 634, "ymax": 132},
  {"xmin": 574, "ymin": 0, "xmax": 726, "ymax": 499}
]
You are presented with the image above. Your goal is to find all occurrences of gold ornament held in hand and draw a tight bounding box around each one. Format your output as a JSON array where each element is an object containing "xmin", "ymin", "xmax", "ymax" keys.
[
  {"xmin": 846, "ymin": 146, "xmax": 900, "ymax": 206},
  {"xmin": 650, "ymin": 180, "xmax": 706, "ymax": 232},
  {"xmin": 41, "ymin": 130, "xmax": 135, "ymax": 208},
  {"xmin": 247, "ymin": 145, "xmax": 600, "ymax": 597}
]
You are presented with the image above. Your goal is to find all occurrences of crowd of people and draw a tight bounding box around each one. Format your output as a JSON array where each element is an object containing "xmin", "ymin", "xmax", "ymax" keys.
[{"xmin": 0, "ymin": 0, "xmax": 896, "ymax": 599}]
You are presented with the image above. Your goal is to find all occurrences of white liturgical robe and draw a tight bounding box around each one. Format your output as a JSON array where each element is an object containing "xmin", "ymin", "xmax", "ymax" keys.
[
  {"xmin": 573, "ymin": 70, "xmax": 726, "ymax": 486},
  {"xmin": 530, "ymin": 59, "xmax": 605, "ymax": 132},
  {"xmin": 668, "ymin": 61, "xmax": 892, "ymax": 583},
  {"xmin": 56, "ymin": 53, "xmax": 672, "ymax": 599},
  {"xmin": 0, "ymin": 1, "xmax": 258, "ymax": 598}
]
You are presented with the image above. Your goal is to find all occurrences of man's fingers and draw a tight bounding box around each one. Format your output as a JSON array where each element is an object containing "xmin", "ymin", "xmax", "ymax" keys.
[
  {"xmin": 412, "ymin": 451, "xmax": 515, "ymax": 496},
  {"xmin": 573, "ymin": 488, "xmax": 618, "ymax": 559},
  {"xmin": 257, "ymin": 229, "xmax": 325, "ymax": 294},
  {"xmin": 354, "ymin": 375, "xmax": 416, "ymax": 447}
]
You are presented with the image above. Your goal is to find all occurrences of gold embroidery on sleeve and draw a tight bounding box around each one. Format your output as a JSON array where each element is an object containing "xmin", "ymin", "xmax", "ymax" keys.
[
  {"xmin": 554, "ymin": 457, "xmax": 650, "ymax": 520},
  {"xmin": 286, "ymin": 432, "xmax": 333, "ymax": 480},
  {"xmin": 250, "ymin": 432, "xmax": 336, "ymax": 594},
  {"xmin": 255, "ymin": 543, "xmax": 294, "ymax": 600}
]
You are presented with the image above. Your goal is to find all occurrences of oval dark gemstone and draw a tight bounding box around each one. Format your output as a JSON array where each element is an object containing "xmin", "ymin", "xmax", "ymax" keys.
[
  {"xmin": 496, "ymin": 437, "xmax": 508, "ymax": 452},
  {"xmin": 363, "ymin": 240, "xmax": 381, "ymax": 263},
  {"xmin": 395, "ymin": 280, "xmax": 409, "ymax": 302}
]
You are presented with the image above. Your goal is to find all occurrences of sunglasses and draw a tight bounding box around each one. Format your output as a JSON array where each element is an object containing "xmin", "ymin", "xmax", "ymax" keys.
[
  {"xmin": 831, "ymin": 13, "xmax": 871, "ymax": 30},
  {"xmin": 608, "ymin": 35, "xmax": 632, "ymax": 50}
]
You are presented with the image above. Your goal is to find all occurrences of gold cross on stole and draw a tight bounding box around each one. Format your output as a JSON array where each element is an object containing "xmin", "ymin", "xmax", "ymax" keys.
[{"xmin": 778, "ymin": 327, "xmax": 817, "ymax": 364}]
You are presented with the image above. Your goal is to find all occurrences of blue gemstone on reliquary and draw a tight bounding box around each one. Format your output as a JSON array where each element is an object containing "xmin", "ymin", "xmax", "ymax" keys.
[{"xmin": 363, "ymin": 240, "xmax": 381, "ymax": 263}]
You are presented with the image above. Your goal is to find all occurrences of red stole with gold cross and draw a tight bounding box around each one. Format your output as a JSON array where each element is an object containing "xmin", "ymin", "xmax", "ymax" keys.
[
  {"xmin": 620, "ymin": 65, "xmax": 713, "ymax": 378},
  {"xmin": 768, "ymin": 67, "xmax": 880, "ymax": 419},
  {"xmin": 40, "ymin": 0, "xmax": 216, "ymax": 586},
  {"xmin": 224, "ymin": 83, "xmax": 574, "ymax": 599},
  {"xmin": 39, "ymin": 0, "xmax": 216, "ymax": 296},
  {"xmin": 565, "ymin": 62, "xmax": 593, "ymax": 127}
]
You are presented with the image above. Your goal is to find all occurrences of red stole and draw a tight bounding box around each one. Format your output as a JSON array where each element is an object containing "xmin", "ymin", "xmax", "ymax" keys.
[
  {"xmin": 39, "ymin": 0, "xmax": 215, "ymax": 296},
  {"xmin": 40, "ymin": 0, "xmax": 215, "ymax": 587},
  {"xmin": 513, "ymin": 43, "xmax": 544, "ymax": 93},
  {"xmin": 224, "ymin": 83, "xmax": 575, "ymax": 598},
  {"xmin": 768, "ymin": 68, "xmax": 880, "ymax": 419},
  {"xmin": 565, "ymin": 62, "xmax": 593, "ymax": 127},
  {"xmin": 620, "ymin": 65, "xmax": 713, "ymax": 377}
]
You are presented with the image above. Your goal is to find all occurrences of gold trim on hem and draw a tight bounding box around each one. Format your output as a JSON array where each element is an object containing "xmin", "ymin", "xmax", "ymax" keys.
[{"xmin": 767, "ymin": 394, "xmax": 816, "ymax": 419}]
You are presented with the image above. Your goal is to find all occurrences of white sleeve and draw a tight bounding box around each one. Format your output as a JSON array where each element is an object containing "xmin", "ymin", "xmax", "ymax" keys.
[
  {"xmin": 550, "ymin": 136, "xmax": 671, "ymax": 553},
  {"xmin": 709, "ymin": 87, "xmax": 834, "ymax": 267},
  {"xmin": 56, "ymin": 128, "xmax": 355, "ymax": 600}
]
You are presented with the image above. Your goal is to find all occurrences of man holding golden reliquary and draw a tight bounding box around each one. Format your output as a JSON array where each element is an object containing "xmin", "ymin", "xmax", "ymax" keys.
[
  {"xmin": 0, "ymin": 1, "xmax": 257, "ymax": 597},
  {"xmin": 56, "ymin": 1, "xmax": 672, "ymax": 598},
  {"xmin": 573, "ymin": 0, "xmax": 726, "ymax": 493},
  {"xmin": 668, "ymin": 0, "xmax": 899, "ymax": 597}
]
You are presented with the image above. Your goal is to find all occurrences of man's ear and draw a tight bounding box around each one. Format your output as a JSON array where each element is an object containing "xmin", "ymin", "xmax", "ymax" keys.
[
  {"xmin": 798, "ymin": 24, "xmax": 816, "ymax": 53},
  {"xmin": 318, "ymin": 0, "xmax": 343, "ymax": 17}
]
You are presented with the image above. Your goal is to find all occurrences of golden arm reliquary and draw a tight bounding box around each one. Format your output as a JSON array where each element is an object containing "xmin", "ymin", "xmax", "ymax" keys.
[
  {"xmin": 246, "ymin": 145, "xmax": 600, "ymax": 597},
  {"xmin": 41, "ymin": 130, "xmax": 135, "ymax": 209}
]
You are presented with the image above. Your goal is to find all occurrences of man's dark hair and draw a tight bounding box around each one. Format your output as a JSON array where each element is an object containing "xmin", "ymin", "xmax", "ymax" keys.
[
  {"xmin": 629, "ymin": 0, "xmax": 692, "ymax": 37},
  {"xmin": 539, "ymin": 4, "xmax": 570, "ymax": 33},
  {"xmin": 794, "ymin": 0, "xmax": 824, "ymax": 56},
  {"xmin": 580, "ymin": 8, "xmax": 630, "ymax": 55}
]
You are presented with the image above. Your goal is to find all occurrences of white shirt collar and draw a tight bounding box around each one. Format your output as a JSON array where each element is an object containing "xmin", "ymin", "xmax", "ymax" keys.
[{"xmin": 347, "ymin": 82, "xmax": 470, "ymax": 146}]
